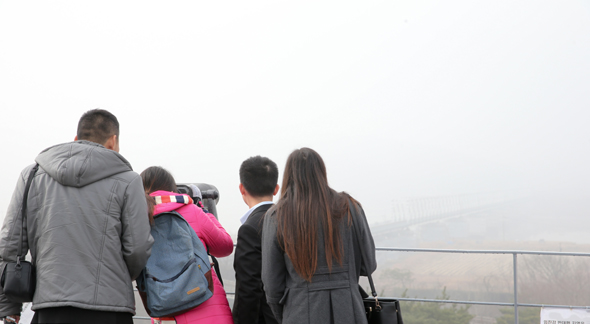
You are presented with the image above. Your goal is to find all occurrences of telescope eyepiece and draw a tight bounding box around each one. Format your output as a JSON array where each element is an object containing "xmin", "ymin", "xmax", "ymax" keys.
[{"xmin": 201, "ymin": 189, "xmax": 219, "ymax": 200}]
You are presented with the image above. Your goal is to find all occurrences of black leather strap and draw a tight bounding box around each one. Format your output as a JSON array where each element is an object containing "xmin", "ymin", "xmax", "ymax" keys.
[
  {"xmin": 17, "ymin": 164, "xmax": 39, "ymax": 262},
  {"xmin": 349, "ymin": 199, "xmax": 378, "ymax": 298}
]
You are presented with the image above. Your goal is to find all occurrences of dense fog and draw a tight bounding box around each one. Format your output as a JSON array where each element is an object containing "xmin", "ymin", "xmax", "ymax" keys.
[{"xmin": 1, "ymin": 2, "xmax": 589, "ymax": 322}]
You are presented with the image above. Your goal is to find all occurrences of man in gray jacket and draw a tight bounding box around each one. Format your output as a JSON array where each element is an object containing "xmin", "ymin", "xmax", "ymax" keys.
[{"xmin": 0, "ymin": 109, "xmax": 154, "ymax": 323}]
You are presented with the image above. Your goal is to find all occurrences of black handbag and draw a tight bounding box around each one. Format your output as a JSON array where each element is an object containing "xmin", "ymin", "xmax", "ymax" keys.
[
  {"xmin": 350, "ymin": 200, "xmax": 404, "ymax": 324},
  {"xmin": 1, "ymin": 164, "xmax": 38, "ymax": 303},
  {"xmin": 364, "ymin": 296, "xmax": 403, "ymax": 324}
]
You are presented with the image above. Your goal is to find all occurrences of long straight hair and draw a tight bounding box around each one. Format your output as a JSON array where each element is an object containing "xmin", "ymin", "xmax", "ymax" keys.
[{"xmin": 275, "ymin": 148, "xmax": 351, "ymax": 281}]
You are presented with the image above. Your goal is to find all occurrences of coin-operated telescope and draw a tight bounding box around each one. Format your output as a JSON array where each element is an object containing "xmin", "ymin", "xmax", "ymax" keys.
[{"xmin": 176, "ymin": 183, "xmax": 220, "ymax": 219}]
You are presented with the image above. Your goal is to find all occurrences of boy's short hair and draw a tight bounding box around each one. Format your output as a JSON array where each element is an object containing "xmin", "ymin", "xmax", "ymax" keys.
[
  {"xmin": 240, "ymin": 156, "xmax": 278, "ymax": 197},
  {"xmin": 77, "ymin": 109, "xmax": 120, "ymax": 145}
]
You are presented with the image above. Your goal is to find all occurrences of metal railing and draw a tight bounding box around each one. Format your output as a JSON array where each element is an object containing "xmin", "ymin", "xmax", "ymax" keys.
[
  {"xmin": 376, "ymin": 247, "xmax": 590, "ymax": 324},
  {"xmin": 133, "ymin": 247, "xmax": 590, "ymax": 324}
]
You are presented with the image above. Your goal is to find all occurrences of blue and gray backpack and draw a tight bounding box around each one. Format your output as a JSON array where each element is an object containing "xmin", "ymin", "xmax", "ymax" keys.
[{"xmin": 136, "ymin": 211, "xmax": 214, "ymax": 317}]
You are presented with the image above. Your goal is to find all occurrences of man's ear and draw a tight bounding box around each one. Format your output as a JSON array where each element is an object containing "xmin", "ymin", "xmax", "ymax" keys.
[
  {"xmin": 103, "ymin": 134, "xmax": 118, "ymax": 151},
  {"xmin": 239, "ymin": 183, "xmax": 246, "ymax": 196},
  {"xmin": 74, "ymin": 135, "xmax": 78, "ymax": 141},
  {"xmin": 273, "ymin": 184, "xmax": 279, "ymax": 196}
]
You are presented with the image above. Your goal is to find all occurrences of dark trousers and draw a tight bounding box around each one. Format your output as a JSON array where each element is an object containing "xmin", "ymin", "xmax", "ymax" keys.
[{"xmin": 31, "ymin": 306, "xmax": 133, "ymax": 324}]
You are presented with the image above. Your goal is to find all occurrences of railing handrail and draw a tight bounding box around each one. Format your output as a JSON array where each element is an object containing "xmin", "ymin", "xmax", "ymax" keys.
[
  {"xmin": 376, "ymin": 246, "xmax": 590, "ymax": 257},
  {"xmin": 133, "ymin": 246, "xmax": 590, "ymax": 323},
  {"xmin": 373, "ymin": 246, "xmax": 590, "ymax": 324}
]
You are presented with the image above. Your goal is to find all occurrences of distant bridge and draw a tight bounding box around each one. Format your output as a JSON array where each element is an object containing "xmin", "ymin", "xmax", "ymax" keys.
[{"xmin": 371, "ymin": 192, "xmax": 514, "ymax": 237}]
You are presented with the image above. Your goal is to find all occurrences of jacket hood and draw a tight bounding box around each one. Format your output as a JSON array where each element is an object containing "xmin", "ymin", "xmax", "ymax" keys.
[
  {"xmin": 35, "ymin": 140, "xmax": 133, "ymax": 187},
  {"xmin": 150, "ymin": 190, "xmax": 193, "ymax": 215}
]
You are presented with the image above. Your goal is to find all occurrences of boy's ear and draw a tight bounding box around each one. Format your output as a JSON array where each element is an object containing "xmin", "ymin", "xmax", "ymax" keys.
[
  {"xmin": 103, "ymin": 134, "xmax": 119, "ymax": 152},
  {"xmin": 273, "ymin": 184, "xmax": 279, "ymax": 196}
]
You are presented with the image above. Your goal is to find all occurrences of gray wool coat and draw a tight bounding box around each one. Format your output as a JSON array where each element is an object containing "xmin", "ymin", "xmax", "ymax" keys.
[{"xmin": 261, "ymin": 202, "xmax": 376, "ymax": 324}]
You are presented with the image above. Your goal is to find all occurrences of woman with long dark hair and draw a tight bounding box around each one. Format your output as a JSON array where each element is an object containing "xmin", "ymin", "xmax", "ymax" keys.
[
  {"xmin": 261, "ymin": 148, "xmax": 376, "ymax": 324},
  {"xmin": 140, "ymin": 166, "xmax": 234, "ymax": 324}
]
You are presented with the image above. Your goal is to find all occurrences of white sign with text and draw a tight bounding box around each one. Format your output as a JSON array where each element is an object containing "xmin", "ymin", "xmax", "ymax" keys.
[{"xmin": 541, "ymin": 307, "xmax": 590, "ymax": 324}]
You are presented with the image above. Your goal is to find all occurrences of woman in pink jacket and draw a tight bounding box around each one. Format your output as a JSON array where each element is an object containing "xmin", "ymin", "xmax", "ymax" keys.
[{"xmin": 141, "ymin": 166, "xmax": 234, "ymax": 324}]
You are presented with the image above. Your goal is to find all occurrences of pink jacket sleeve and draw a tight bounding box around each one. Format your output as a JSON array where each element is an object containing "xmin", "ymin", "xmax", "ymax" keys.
[{"xmin": 180, "ymin": 204, "xmax": 234, "ymax": 258}]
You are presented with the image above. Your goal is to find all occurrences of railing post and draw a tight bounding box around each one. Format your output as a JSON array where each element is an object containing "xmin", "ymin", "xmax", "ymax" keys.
[{"xmin": 513, "ymin": 253, "xmax": 518, "ymax": 324}]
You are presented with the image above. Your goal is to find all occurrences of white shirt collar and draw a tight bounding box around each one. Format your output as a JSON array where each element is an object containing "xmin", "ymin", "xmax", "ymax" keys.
[{"xmin": 240, "ymin": 201, "xmax": 274, "ymax": 224}]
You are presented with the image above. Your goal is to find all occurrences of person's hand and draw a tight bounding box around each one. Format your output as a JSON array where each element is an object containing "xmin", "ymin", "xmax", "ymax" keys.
[{"xmin": 4, "ymin": 315, "xmax": 19, "ymax": 323}]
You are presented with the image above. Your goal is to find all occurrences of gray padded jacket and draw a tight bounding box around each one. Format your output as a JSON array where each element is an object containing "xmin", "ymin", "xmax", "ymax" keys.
[{"xmin": 0, "ymin": 140, "xmax": 154, "ymax": 316}]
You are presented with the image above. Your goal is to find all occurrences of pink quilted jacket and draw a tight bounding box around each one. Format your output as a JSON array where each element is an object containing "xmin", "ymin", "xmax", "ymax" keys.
[{"xmin": 150, "ymin": 190, "xmax": 234, "ymax": 324}]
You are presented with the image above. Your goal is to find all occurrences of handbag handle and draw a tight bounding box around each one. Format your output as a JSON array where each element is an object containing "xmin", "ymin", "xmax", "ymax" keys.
[
  {"xmin": 348, "ymin": 200, "xmax": 381, "ymax": 310},
  {"xmin": 349, "ymin": 199, "xmax": 380, "ymax": 308},
  {"xmin": 17, "ymin": 164, "xmax": 39, "ymax": 264}
]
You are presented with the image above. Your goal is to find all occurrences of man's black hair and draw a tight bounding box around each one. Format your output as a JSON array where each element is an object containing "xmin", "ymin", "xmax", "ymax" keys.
[
  {"xmin": 240, "ymin": 156, "xmax": 278, "ymax": 197},
  {"xmin": 77, "ymin": 109, "xmax": 120, "ymax": 145}
]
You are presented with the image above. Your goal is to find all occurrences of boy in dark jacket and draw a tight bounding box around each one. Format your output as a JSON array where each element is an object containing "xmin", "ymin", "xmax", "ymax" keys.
[{"xmin": 232, "ymin": 156, "xmax": 279, "ymax": 324}]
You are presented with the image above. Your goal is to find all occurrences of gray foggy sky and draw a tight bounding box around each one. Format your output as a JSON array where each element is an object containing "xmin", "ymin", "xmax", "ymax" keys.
[{"xmin": 1, "ymin": 1, "xmax": 589, "ymax": 235}]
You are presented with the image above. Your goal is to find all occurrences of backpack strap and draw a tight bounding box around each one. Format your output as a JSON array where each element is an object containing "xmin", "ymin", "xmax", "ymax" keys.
[{"xmin": 209, "ymin": 253, "xmax": 223, "ymax": 287}]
